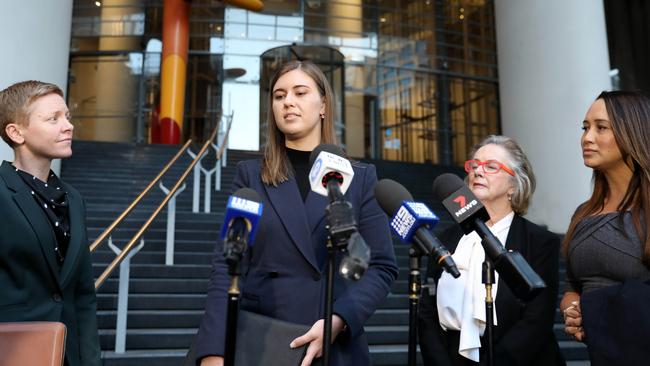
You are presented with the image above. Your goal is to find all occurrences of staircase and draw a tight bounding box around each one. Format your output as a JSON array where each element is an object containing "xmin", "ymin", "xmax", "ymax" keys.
[{"xmin": 61, "ymin": 141, "xmax": 589, "ymax": 365}]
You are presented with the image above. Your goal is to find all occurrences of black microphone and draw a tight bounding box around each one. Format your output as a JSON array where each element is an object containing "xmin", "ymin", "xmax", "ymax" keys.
[
  {"xmin": 220, "ymin": 188, "xmax": 263, "ymax": 274},
  {"xmin": 374, "ymin": 179, "xmax": 460, "ymax": 278},
  {"xmin": 308, "ymin": 144, "xmax": 369, "ymax": 281},
  {"xmin": 432, "ymin": 173, "xmax": 545, "ymax": 301}
]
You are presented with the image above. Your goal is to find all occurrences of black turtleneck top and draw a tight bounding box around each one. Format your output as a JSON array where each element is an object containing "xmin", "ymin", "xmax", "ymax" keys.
[{"xmin": 286, "ymin": 147, "xmax": 312, "ymax": 201}]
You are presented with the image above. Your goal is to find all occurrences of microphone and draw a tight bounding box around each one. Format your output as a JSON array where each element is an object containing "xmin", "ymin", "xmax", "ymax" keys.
[
  {"xmin": 308, "ymin": 144, "xmax": 354, "ymax": 201},
  {"xmin": 374, "ymin": 179, "xmax": 460, "ymax": 278},
  {"xmin": 432, "ymin": 173, "xmax": 545, "ymax": 301},
  {"xmin": 308, "ymin": 144, "xmax": 368, "ymax": 281},
  {"xmin": 220, "ymin": 188, "xmax": 263, "ymax": 272}
]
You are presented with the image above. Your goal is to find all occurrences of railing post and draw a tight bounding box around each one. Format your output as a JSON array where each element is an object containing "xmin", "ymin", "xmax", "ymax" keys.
[
  {"xmin": 186, "ymin": 149, "xmax": 207, "ymax": 213},
  {"xmin": 159, "ymin": 182, "xmax": 187, "ymax": 265},
  {"xmin": 219, "ymin": 124, "xmax": 228, "ymax": 168},
  {"xmin": 108, "ymin": 236, "xmax": 145, "ymax": 354},
  {"xmin": 201, "ymin": 166, "xmax": 217, "ymax": 213}
]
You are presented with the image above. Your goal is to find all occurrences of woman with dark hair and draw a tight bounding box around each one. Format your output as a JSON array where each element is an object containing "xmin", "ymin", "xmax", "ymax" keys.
[
  {"xmin": 561, "ymin": 91, "xmax": 650, "ymax": 364},
  {"xmin": 0, "ymin": 80, "xmax": 101, "ymax": 366},
  {"xmin": 418, "ymin": 135, "xmax": 564, "ymax": 366},
  {"xmin": 194, "ymin": 60, "xmax": 398, "ymax": 366}
]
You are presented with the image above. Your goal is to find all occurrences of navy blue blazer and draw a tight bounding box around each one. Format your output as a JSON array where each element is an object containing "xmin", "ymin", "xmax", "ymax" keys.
[
  {"xmin": 195, "ymin": 159, "xmax": 399, "ymax": 365},
  {"xmin": 0, "ymin": 161, "xmax": 101, "ymax": 366},
  {"xmin": 418, "ymin": 215, "xmax": 565, "ymax": 366}
]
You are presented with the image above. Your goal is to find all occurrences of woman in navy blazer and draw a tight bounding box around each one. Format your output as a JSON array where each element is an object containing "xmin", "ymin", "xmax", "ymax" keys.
[
  {"xmin": 418, "ymin": 135, "xmax": 564, "ymax": 366},
  {"xmin": 195, "ymin": 60, "xmax": 399, "ymax": 366},
  {"xmin": 0, "ymin": 81, "xmax": 101, "ymax": 366}
]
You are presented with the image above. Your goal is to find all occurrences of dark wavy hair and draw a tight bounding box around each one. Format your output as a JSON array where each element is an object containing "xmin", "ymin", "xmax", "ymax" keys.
[{"xmin": 563, "ymin": 90, "xmax": 650, "ymax": 266}]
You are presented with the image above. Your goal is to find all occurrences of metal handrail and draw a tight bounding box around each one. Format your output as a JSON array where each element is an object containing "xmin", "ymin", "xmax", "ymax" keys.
[
  {"xmin": 95, "ymin": 122, "xmax": 230, "ymax": 289},
  {"xmin": 89, "ymin": 139, "xmax": 193, "ymax": 253}
]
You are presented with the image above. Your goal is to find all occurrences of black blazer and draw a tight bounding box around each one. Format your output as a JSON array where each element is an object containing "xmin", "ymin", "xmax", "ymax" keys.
[
  {"xmin": 418, "ymin": 214, "xmax": 565, "ymax": 366},
  {"xmin": 194, "ymin": 159, "xmax": 399, "ymax": 365},
  {"xmin": 0, "ymin": 161, "xmax": 101, "ymax": 366}
]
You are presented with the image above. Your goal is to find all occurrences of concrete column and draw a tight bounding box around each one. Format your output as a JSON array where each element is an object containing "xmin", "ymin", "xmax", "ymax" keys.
[
  {"xmin": 494, "ymin": 0, "xmax": 611, "ymax": 232},
  {"xmin": 0, "ymin": 0, "xmax": 73, "ymax": 174}
]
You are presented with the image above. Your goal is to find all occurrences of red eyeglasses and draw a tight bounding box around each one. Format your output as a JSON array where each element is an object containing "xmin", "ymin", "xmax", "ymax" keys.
[{"xmin": 464, "ymin": 159, "xmax": 515, "ymax": 176}]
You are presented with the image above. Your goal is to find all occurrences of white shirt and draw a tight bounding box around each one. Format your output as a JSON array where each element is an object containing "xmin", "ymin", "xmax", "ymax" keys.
[{"xmin": 436, "ymin": 211, "xmax": 514, "ymax": 362}]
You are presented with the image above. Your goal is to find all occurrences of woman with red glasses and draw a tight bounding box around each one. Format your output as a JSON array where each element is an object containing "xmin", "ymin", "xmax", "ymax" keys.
[{"xmin": 418, "ymin": 135, "xmax": 565, "ymax": 366}]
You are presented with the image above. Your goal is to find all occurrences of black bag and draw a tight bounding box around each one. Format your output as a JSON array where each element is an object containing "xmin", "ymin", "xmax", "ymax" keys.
[{"xmin": 185, "ymin": 310, "xmax": 310, "ymax": 366}]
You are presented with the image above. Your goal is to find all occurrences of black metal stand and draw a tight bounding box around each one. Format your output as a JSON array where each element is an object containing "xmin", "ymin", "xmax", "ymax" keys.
[
  {"xmin": 408, "ymin": 246, "xmax": 425, "ymax": 366},
  {"xmin": 224, "ymin": 276, "xmax": 240, "ymax": 366},
  {"xmin": 323, "ymin": 238, "xmax": 336, "ymax": 366},
  {"xmin": 321, "ymin": 181, "xmax": 359, "ymax": 366},
  {"xmin": 223, "ymin": 227, "xmax": 248, "ymax": 366},
  {"xmin": 482, "ymin": 259, "xmax": 495, "ymax": 366}
]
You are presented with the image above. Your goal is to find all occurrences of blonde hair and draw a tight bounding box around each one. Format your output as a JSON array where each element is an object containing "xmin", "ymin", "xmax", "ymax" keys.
[{"xmin": 0, "ymin": 80, "xmax": 63, "ymax": 147}]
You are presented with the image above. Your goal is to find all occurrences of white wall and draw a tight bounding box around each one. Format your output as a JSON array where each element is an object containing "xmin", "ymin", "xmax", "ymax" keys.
[
  {"xmin": 0, "ymin": 0, "xmax": 73, "ymax": 174},
  {"xmin": 494, "ymin": 0, "xmax": 612, "ymax": 233}
]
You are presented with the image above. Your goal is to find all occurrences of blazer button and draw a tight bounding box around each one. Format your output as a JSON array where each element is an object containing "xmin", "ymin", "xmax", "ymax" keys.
[
  {"xmin": 52, "ymin": 293, "xmax": 62, "ymax": 302},
  {"xmin": 313, "ymin": 273, "xmax": 321, "ymax": 281}
]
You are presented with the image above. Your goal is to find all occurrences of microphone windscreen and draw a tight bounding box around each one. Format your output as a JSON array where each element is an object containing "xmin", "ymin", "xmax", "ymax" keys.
[
  {"xmin": 374, "ymin": 179, "xmax": 413, "ymax": 216},
  {"xmin": 432, "ymin": 173, "xmax": 465, "ymax": 201},
  {"xmin": 233, "ymin": 187, "xmax": 261, "ymax": 203},
  {"xmin": 309, "ymin": 143, "xmax": 346, "ymax": 166}
]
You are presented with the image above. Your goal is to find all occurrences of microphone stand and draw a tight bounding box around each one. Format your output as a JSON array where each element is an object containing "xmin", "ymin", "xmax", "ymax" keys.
[
  {"xmin": 407, "ymin": 245, "xmax": 426, "ymax": 366},
  {"xmin": 224, "ymin": 273, "xmax": 240, "ymax": 366},
  {"xmin": 482, "ymin": 259, "xmax": 495, "ymax": 366},
  {"xmin": 322, "ymin": 180, "xmax": 358, "ymax": 366},
  {"xmin": 223, "ymin": 228, "xmax": 248, "ymax": 366}
]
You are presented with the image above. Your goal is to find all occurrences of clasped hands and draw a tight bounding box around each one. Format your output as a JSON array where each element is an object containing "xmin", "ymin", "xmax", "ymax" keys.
[{"xmin": 562, "ymin": 300, "xmax": 585, "ymax": 342}]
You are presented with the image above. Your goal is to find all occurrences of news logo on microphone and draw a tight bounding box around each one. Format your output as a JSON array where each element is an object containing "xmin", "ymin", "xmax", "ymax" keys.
[
  {"xmin": 441, "ymin": 184, "xmax": 483, "ymax": 224},
  {"xmin": 390, "ymin": 201, "xmax": 439, "ymax": 242},
  {"xmin": 308, "ymin": 150, "xmax": 354, "ymax": 197},
  {"xmin": 220, "ymin": 194, "xmax": 263, "ymax": 245}
]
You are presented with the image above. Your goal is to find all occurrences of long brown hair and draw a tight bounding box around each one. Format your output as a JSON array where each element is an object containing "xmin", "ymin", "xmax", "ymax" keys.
[
  {"xmin": 261, "ymin": 60, "xmax": 338, "ymax": 186},
  {"xmin": 563, "ymin": 91, "xmax": 650, "ymax": 266}
]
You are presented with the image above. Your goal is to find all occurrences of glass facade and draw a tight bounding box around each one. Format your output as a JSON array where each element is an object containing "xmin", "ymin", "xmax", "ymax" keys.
[{"xmin": 69, "ymin": 0, "xmax": 499, "ymax": 165}]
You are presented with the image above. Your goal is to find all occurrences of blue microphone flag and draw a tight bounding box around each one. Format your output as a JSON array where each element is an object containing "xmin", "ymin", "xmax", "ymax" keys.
[
  {"xmin": 390, "ymin": 201, "xmax": 439, "ymax": 242},
  {"xmin": 220, "ymin": 193, "xmax": 263, "ymax": 245}
]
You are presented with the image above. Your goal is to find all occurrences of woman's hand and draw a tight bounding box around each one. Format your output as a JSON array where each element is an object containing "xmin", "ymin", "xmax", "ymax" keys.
[
  {"xmin": 561, "ymin": 292, "xmax": 585, "ymax": 342},
  {"xmin": 290, "ymin": 315, "xmax": 347, "ymax": 366},
  {"xmin": 200, "ymin": 356, "xmax": 224, "ymax": 366}
]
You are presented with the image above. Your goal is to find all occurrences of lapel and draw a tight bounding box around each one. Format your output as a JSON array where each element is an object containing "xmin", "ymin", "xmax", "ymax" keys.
[
  {"xmin": 263, "ymin": 176, "xmax": 320, "ymax": 271},
  {"xmin": 496, "ymin": 214, "xmax": 524, "ymax": 304},
  {"xmin": 304, "ymin": 190, "xmax": 328, "ymax": 233},
  {"xmin": 503, "ymin": 215, "xmax": 524, "ymax": 253},
  {"xmin": 60, "ymin": 185, "xmax": 83, "ymax": 286},
  {"xmin": 1, "ymin": 161, "xmax": 62, "ymax": 289}
]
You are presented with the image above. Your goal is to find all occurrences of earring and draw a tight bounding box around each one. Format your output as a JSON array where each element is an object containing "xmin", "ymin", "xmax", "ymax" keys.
[
  {"xmin": 320, "ymin": 113, "xmax": 325, "ymax": 121},
  {"xmin": 507, "ymin": 194, "xmax": 512, "ymax": 201}
]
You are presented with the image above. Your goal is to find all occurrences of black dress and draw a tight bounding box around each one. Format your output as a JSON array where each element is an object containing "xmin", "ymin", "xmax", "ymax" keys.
[{"xmin": 566, "ymin": 212, "xmax": 650, "ymax": 365}]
